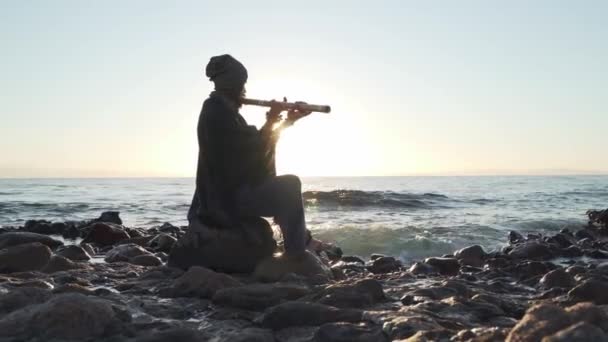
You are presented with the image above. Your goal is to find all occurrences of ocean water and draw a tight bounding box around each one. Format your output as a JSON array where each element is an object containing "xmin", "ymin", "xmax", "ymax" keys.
[{"xmin": 1, "ymin": 176, "xmax": 607, "ymax": 260}]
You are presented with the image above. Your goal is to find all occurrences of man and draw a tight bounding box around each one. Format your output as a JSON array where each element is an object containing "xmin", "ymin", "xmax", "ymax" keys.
[{"xmin": 186, "ymin": 54, "xmax": 314, "ymax": 257}]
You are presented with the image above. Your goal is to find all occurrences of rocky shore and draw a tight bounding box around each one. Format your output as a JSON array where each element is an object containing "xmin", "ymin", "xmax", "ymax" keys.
[{"xmin": 1, "ymin": 209, "xmax": 608, "ymax": 341}]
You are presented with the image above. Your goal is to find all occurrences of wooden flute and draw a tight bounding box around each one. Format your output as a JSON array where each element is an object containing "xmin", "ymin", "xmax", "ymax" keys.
[{"xmin": 241, "ymin": 98, "xmax": 331, "ymax": 113}]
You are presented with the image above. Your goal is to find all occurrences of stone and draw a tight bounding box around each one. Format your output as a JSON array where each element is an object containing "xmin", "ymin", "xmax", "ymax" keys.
[
  {"xmin": 82, "ymin": 222, "xmax": 130, "ymax": 246},
  {"xmin": 454, "ymin": 245, "xmax": 486, "ymax": 267},
  {"xmin": 538, "ymin": 269, "xmax": 574, "ymax": 289},
  {"xmin": 367, "ymin": 256, "xmax": 401, "ymax": 274},
  {"xmin": 314, "ymin": 322, "xmax": 388, "ymax": 342},
  {"xmin": 148, "ymin": 233, "xmax": 177, "ymax": 253},
  {"xmin": 258, "ymin": 302, "xmax": 363, "ymax": 330},
  {"xmin": 135, "ymin": 327, "xmax": 210, "ymax": 342},
  {"xmin": 508, "ymin": 241, "xmax": 554, "ymax": 260},
  {"xmin": 0, "ymin": 232, "xmax": 63, "ymax": 249},
  {"xmin": 407, "ymin": 262, "xmax": 437, "ymax": 275},
  {"xmin": 382, "ymin": 316, "xmax": 443, "ymax": 340},
  {"xmin": 506, "ymin": 304, "xmax": 571, "ymax": 342},
  {"xmin": 303, "ymin": 278, "xmax": 386, "ymax": 309},
  {"xmin": 0, "ymin": 243, "xmax": 52, "ymax": 273},
  {"xmin": 56, "ymin": 244, "xmax": 91, "ymax": 261},
  {"xmin": 105, "ymin": 243, "xmax": 152, "ymax": 262},
  {"xmin": 212, "ymin": 282, "xmax": 310, "ymax": 310},
  {"xmin": 568, "ymin": 279, "xmax": 608, "ymax": 304},
  {"xmin": 341, "ymin": 256, "xmax": 365, "ymax": 264},
  {"xmin": 565, "ymin": 302, "xmax": 608, "ymax": 332},
  {"xmin": 254, "ymin": 250, "xmax": 333, "ymax": 282},
  {"xmin": 130, "ymin": 254, "xmax": 163, "ymax": 266},
  {"xmin": 542, "ymin": 322, "xmax": 607, "ymax": 342},
  {"xmin": 162, "ymin": 266, "xmax": 241, "ymax": 298},
  {"xmin": 423, "ymin": 257, "xmax": 460, "ymax": 275},
  {"xmin": 0, "ymin": 293, "xmax": 127, "ymax": 341},
  {"xmin": 42, "ymin": 255, "xmax": 87, "ymax": 273},
  {"xmin": 509, "ymin": 231, "xmax": 525, "ymax": 244},
  {"xmin": 168, "ymin": 217, "xmax": 277, "ymax": 273},
  {"xmin": 94, "ymin": 211, "xmax": 123, "ymax": 225},
  {"xmin": 0, "ymin": 287, "xmax": 52, "ymax": 315}
]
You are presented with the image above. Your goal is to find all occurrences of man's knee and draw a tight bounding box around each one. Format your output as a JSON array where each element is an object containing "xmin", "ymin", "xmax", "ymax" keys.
[{"xmin": 280, "ymin": 174, "xmax": 302, "ymax": 191}]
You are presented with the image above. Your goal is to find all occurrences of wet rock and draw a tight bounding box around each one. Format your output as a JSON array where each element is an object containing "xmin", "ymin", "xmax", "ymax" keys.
[
  {"xmin": 539, "ymin": 269, "xmax": 575, "ymax": 289},
  {"xmin": 341, "ymin": 256, "xmax": 365, "ymax": 264},
  {"xmin": 23, "ymin": 220, "xmax": 68, "ymax": 235},
  {"xmin": 509, "ymin": 231, "xmax": 525, "ymax": 244},
  {"xmin": 304, "ymin": 278, "xmax": 386, "ymax": 308},
  {"xmin": 94, "ymin": 211, "xmax": 123, "ymax": 225},
  {"xmin": 424, "ymin": 257, "xmax": 460, "ymax": 275},
  {"xmin": 408, "ymin": 262, "xmax": 437, "ymax": 275},
  {"xmin": 454, "ymin": 245, "xmax": 486, "ymax": 267},
  {"xmin": 135, "ymin": 327, "xmax": 210, "ymax": 342},
  {"xmin": 560, "ymin": 245, "xmax": 583, "ymax": 257},
  {"xmin": 382, "ymin": 316, "xmax": 443, "ymax": 340},
  {"xmin": 42, "ymin": 255, "xmax": 87, "ymax": 273},
  {"xmin": 258, "ymin": 302, "xmax": 363, "ymax": 330},
  {"xmin": 403, "ymin": 330, "xmax": 452, "ymax": 341},
  {"xmin": 82, "ymin": 222, "xmax": 130, "ymax": 246},
  {"xmin": 543, "ymin": 322, "xmax": 607, "ymax": 342},
  {"xmin": 148, "ymin": 233, "xmax": 177, "ymax": 253},
  {"xmin": 367, "ymin": 256, "xmax": 401, "ymax": 274},
  {"xmin": 506, "ymin": 303, "xmax": 571, "ymax": 342},
  {"xmin": 0, "ymin": 232, "xmax": 63, "ymax": 249},
  {"xmin": 0, "ymin": 293, "xmax": 128, "ymax": 341},
  {"xmin": 105, "ymin": 243, "xmax": 152, "ymax": 263},
  {"xmin": 56, "ymin": 244, "xmax": 91, "ymax": 261},
  {"xmin": 158, "ymin": 222, "xmax": 181, "ymax": 235},
  {"xmin": 169, "ymin": 217, "xmax": 276, "ymax": 273},
  {"xmin": 574, "ymin": 229, "xmax": 595, "ymax": 241},
  {"xmin": 130, "ymin": 254, "xmax": 163, "ymax": 267},
  {"xmin": 314, "ymin": 322, "xmax": 387, "ymax": 342},
  {"xmin": 508, "ymin": 241, "xmax": 554, "ymax": 260},
  {"xmin": 0, "ymin": 287, "xmax": 52, "ymax": 315},
  {"xmin": 254, "ymin": 250, "xmax": 333, "ymax": 282},
  {"xmin": 212, "ymin": 282, "xmax": 311, "ymax": 310},
  {"xmin": 404, "ymin": 286, "xmax": 458, "ymax": 301},
  {"xmin": 0, "ymin": 242, "xmax": 52, "ymax": 273},
  {"xmin": 568, "ymin": 279, "xmax": 608, "ymax": 304},
  {"xmin": 161, "ymin": 266, "xmax": 241, "ymax": 298}
]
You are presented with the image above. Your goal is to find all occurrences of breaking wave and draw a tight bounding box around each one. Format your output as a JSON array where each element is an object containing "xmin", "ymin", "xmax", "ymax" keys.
[{"xmin": 303, "ymin": 190, "xmax": 451, "ymax": 209}]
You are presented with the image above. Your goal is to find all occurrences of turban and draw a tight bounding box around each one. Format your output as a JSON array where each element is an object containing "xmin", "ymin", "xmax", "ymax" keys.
[{"xmin": 205, "ymin": 54, "xmax": 248, "ymax": 91}]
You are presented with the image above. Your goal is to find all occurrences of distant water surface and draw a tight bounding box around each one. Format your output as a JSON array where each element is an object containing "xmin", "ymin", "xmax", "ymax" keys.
[{"xmin": 1, "ymin": 176, "xmax": 606, "ymax": 260}]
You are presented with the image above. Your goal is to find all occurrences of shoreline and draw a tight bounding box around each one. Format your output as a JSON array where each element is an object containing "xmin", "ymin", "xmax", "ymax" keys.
[{"xmin": 0, "ymin": 209, "xmax": 607, "ymax": 341}]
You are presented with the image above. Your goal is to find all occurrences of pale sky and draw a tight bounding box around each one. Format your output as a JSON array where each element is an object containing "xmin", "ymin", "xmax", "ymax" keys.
[{"xmin": 1, "ymin": 0, "xmax": 607, "ymax": 177}]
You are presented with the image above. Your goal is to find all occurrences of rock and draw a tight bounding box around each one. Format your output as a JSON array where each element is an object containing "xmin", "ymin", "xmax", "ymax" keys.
[
  {"xmin": 506, "ymin": 303, "xmax": 571, "ymax": 342},
  {"xmin": 454, "ymin": 245, "xmax": 486, "ymax": 267},
  {"xmin": 508, "ymin": 241, "xmax": 554, "ymax": 260},
  {"xmin": 212, "ymin": 282, "xmax": 310, "ymax": 310},
  {"xmin": 254, "ymin": 250, "xmax": 333, "ymax": 282},
  {"xmin": 366, "ymin": 256, "xmax": 401, "ymax": 274},
  {"xmin": 130, "ymin": 254, "xmax": 162, "ymax": 266},
  {"xmin": 423, "ymin": 257, "xmax": 460, "ymax": 275},
  {"xmin": 568, "ymin": 279, "xmax": 608, "ymax": 304},
  {"xmin": 0, "ymin": 232, "xmax": 63, "ymax": 249},
  {"xmin": 407, "ymin": 262, "xmax": 437, "ymax": 275},
  {"xmin": 303, "ymin": 278, "xmax": 386, "ymax": 309},
  {"xmin": 82, "ymin": 222, "xmax": 130, "ymax": 246},
  {"xmin": 56, "ymin": 245, "xmax": 91, "ymax": 261},
  {"xmin": 542, "ymin": 322, "xmax": 607, "ymax": 342},
  {"xmin": 42, "ymin": 255, "xmax": 87, "ymax": 273},
  {"xmin": 0, "ymin": 287, "xmax": 52, "ymax": 315},
  {"xmin": 509, "ymin": 231, "xmax": 525, "ymax": 244},
  {"xmin": 148, "ymin": 233, "xmax": 177, "ymax": 252},
  {"xmin": 561, "ymin": 245, "xmax": 583, "ymax": 257},
  {"xmin": 539, "ymin": 269, "xmax": 575, "ymax": 289},
  {"xmin": 314, "ymin": 322, "xmax": 387, "ymax": 342},
  {"xmin": 168, "ymin": 217, "xmax": 276, "ymax": 273},
  {"xmin": 23, "ymin": 220, "xmax": 67, "ymax": 235},
  {"xmin": 0, "ymin": 242, "xmax": 52, "ymax": 273},
  {"xmin": 135, "ymin": 327, "xmax": 211, "ymax": 342},
  {"xmin": 0, "ymin": 293, "xmax": 127, "ymax": 340},
  {"xmin": 94, "ymin": 211, "xmax": 123, "ymax": 225},
  {"xmin": 258, "ymin": 301, "xmax": 363, "ymax": 330},
  {"xmin": 341, "ymin": 256, "xmax": 365, "ymax": 264},
  {"xmin": 162, "ymin": 266, "xmax": 241, "ymax": 298},
  {"xmin": 105, "ymin": 243, "xmax": 152, "ymax": 262},
  {"xmin": 382, "ymin": 316, "xmax": 443, "ymax": 340}
]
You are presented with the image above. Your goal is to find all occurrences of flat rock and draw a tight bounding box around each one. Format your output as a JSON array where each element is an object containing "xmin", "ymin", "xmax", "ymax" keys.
[
  {"xmin": 212, "ymin": 282, "xmax": 311, "ymax": 310},
  {"xmin": 303, "ymin": 278, "xmax": 386, "ymax": 308},
  {"xmin": 42, "ymin": 255, "xmax": 88, "ymax": 273},
  {"xmin": 314, "ymin": 322, "xmax": 388, "ymax": 342},
  {"xmin": 56, "ymin": 245, "xmax": 91, "ymax": 261},
  {"xmin": 130, "ymin": 254, "xmax": 162, "ymax": 267},
  {"xmin": 82, "ymin": 222, "xmax": 130, "ymax": 246},
  {"xmin": 258, "ymin": 301, "xmax": 363, "ymax": 330},
  {"xmin": 0, "ymin": 232, "xmax": 63, "ymax": 249},
  {"xmin": 161, "ymin": 266, "xmax": 241, "ymax": 298},
  {"xmin": 0, "ymin": 242, "xmax": 52, "ymax": 273},
  {"xmin": 168, "ymin": 217, "xmax": 276, "ymax": 273}
]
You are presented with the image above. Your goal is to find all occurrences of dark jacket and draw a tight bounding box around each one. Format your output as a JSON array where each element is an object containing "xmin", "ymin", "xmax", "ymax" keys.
[{"xmin": 187, "ymin": 93, "xmax": 273, "ymax": 226}]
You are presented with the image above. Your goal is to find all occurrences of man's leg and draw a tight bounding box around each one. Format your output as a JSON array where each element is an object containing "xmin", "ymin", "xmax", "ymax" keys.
[{"xmin": 236, "ymin": 175, "xmax": 308, "ymax": 255}]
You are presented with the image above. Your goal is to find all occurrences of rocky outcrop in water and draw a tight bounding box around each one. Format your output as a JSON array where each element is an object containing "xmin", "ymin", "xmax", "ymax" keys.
[{"xmin": 0, "ymin": 209, "xmax": 608, "ymax": 341}]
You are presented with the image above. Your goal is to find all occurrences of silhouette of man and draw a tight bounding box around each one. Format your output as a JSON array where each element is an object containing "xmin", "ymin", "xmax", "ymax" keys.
[{"xmin": 187, "ymin": 54, "xmax": 313, "ymax": 256}]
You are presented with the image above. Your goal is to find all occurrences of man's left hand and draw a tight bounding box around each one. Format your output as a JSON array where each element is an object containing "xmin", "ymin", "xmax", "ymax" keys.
[{"xmin": 286, "ymin": 102, "xmax": 312, "ymax": 125}]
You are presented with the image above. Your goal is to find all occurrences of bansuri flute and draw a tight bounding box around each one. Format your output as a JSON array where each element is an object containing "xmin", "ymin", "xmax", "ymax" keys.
[{"xmin": 241, "ymin": 98, "xmax": 331, "ymax": 113}]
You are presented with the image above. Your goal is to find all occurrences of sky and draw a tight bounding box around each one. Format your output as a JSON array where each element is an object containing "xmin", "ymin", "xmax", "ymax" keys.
[{"xmin": 1, "ymin": 0, "xmax": 607, "ymax": 177}]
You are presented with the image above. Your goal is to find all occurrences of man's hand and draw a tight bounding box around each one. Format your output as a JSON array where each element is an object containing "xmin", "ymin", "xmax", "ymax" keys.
[
  {"xmin": 265, "ymin": 97, "xmax": 288, "ymax": 126},
  {"xmin": 285, "ymin": 101, "xmax": 312, "ymax": 125}
]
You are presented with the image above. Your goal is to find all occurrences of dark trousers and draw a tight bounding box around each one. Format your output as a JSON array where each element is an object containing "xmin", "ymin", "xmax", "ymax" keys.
[{"xmin": 236, "ymin": 175, "xmax": 308, "ymax": 254}]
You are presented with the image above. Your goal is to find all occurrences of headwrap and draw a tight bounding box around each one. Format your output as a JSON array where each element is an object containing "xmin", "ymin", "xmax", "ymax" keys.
[{"xmin": 205, "ymin": 54, "xmax": 248, "ymax": 91}]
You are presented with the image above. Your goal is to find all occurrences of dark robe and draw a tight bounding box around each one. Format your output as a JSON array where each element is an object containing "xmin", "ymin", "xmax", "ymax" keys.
[{"xmin": 187, "ymin": 93, "xmax": 275, "ymax": 227}]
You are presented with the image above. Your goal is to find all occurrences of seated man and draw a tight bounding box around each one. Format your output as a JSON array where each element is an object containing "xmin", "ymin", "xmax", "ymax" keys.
[{"xmin": 186, "ymin": 54, "xmax": 321, "ymax": 265}]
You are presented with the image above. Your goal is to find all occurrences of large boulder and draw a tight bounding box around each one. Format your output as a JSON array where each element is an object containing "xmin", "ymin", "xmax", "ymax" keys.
[
  {"xmin": 82, "ymin": 222, "xmax": 130, "ymax": 246},
  {"xmin": 0, "ymin": 293, "xmax": 128, "ymax": 340},
  {"xmin": 0, "ymin": 232, "xmax": 63, "ymax": 249},
  {"xmin": 168, "ymin": 217, "xmax": 276, "ymax": 273},
  {"xmin": 0, "ymin": 242, "xmax": 52, "ymax": 273}
]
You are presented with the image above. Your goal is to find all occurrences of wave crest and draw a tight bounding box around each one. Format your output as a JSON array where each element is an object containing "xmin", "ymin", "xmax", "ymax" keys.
[{"xmin": 303, "ymin": 190, "xmax": 450, "ymax": 209}]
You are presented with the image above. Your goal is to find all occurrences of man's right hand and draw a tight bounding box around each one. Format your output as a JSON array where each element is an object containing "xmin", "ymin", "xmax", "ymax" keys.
[{"xmin": 265, "ymin": 97, "xmax": 288, "ymax": 125}]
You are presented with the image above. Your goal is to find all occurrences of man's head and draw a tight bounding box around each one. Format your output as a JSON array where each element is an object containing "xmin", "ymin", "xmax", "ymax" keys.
[{"xmin": 206, "ymin": 54, "xmax": 248, "ymax": 100}]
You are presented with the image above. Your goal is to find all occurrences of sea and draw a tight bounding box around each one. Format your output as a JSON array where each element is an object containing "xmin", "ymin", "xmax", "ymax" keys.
[{"xmin": 1, "ymin": 176, "xmax": 607, "ymax": 261}]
